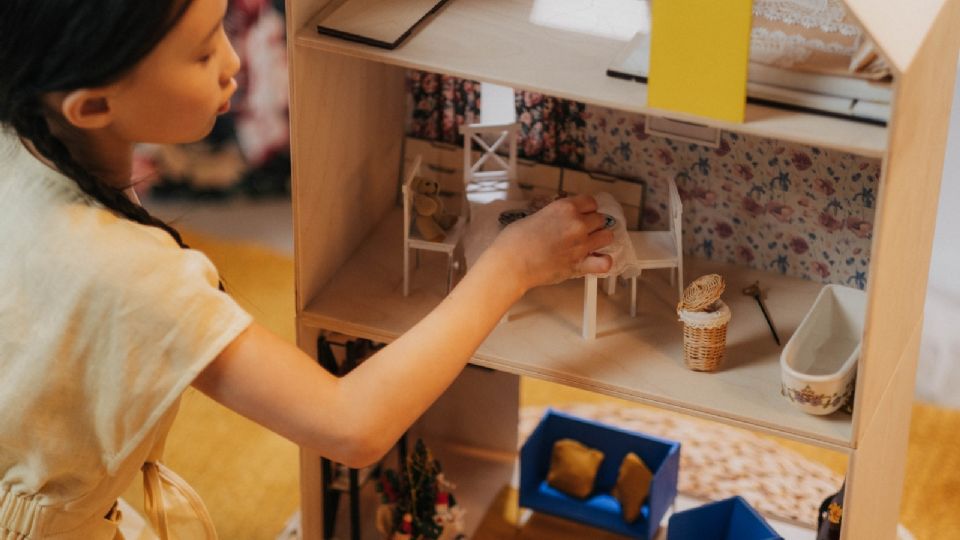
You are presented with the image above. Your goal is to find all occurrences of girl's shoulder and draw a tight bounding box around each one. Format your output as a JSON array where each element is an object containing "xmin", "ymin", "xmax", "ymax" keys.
[{"xmin": 0, "ymin": 128, "xmax": 91, "ymax": 207}]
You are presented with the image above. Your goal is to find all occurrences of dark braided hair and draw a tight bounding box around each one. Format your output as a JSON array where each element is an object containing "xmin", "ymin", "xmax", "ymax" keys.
[{"xmin": 0, "ymin": 0, "xmax": 194, "ymax": 248}]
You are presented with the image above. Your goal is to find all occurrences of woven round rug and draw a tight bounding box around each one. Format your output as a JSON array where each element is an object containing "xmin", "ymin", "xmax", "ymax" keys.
[{"xmin": 519, "ymin": 403, "xmax": 842, "ymax": 528}]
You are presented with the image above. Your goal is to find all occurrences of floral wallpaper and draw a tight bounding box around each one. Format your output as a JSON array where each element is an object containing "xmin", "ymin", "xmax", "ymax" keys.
[
  {"xmin": 407, "ymin": 71, "xmax": 481, "ymax": 144},
  {"xmin": 515, "ymin": 91, "xmax": 586, "ymax": 169},
  {"xmin": 583, "ymin": 106, "xmax": 879, "ymax": 289},
  {"xmin": 407, "ymin": 70, "xmax": 881, "ymax": 289}
]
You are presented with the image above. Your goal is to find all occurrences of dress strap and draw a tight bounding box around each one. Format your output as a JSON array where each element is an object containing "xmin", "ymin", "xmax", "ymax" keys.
[{"xmin": 141, "ymin": 462, "xmax": 217, "ymax": 540}]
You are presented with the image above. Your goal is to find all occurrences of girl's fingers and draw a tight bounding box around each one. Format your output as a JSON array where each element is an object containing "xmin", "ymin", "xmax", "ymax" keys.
[
  {"xmin": 585, "ymin": 228, "xmax": 615, "ymax": 253},
  {"xmin": 581, "ymin": 211, "xmax": 608, "ymax": 234},
  {"xmin": 566, "ymin": 193, "xmax": 599, "ymax": 214},
  {"xmin": 578, "ymin": 254, "xmax": 613, "ymax": 276}
]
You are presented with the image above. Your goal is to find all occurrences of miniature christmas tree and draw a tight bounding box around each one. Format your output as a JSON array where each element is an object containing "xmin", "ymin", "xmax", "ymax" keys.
[{"xmin": 375, "ymin": 438, "xmax": 464, "ymax": 540}]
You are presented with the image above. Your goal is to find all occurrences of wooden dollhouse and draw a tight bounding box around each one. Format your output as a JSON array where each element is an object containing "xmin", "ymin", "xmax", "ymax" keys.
[{"xmin": 284, "ymin": 0, "xmax": 960, "ymax": 538}]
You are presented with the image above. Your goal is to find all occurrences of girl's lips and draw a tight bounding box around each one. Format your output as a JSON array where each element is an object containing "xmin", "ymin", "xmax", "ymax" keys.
[{"xmin": 217, "ymin": 100, "xmax": 231, "ymax": 114}]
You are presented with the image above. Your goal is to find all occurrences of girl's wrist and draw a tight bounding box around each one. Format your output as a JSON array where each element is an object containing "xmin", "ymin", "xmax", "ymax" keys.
[{"xmin": 472, "ymin": 241, "xmax": 529, "ymax": 304}]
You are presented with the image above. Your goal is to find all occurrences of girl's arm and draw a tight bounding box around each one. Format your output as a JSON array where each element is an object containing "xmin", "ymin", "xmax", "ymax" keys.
[{"xmin": 192, "ymin": 195, "xmax": 613, "ymax": 467}]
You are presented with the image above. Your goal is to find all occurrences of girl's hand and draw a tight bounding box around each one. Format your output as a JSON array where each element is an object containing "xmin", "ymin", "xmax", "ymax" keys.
[{"xmin": 488, "ymin": 194, "xmax": 615, "ymax": 292}]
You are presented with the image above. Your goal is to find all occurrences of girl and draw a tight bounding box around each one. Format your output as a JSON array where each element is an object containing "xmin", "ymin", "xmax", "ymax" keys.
[{"xmin": 0, "ymin": 0, "xmax": 614, "ymax": 538}]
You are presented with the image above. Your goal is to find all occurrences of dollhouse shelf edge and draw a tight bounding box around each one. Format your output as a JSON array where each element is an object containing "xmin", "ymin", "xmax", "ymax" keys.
[{"xmin": 294, "ymin": 3, "xmax": 888, "ymax": 159}]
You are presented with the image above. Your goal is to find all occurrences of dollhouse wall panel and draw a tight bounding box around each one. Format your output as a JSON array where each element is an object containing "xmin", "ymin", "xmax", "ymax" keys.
[
  {"xmin": 402, "ymin": 138, "xmax": 465, "ymax": 190},
  {"xmin": 290, "ymin": 50, "xmax": 406, "ymax": 310},
  {"xmin": 854, "ymin": 0, "xmax": 960, "ymax": 446},
  {"xmin": 844, "ymin": 323, "xmax": 922, "ymax": 539},
  {"xmin": 412, "ymin": 366, "xmax": 519, "ymax": 455}
]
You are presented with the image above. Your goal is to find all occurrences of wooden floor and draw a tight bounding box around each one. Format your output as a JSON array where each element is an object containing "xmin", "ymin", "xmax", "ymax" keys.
[{"xmin": 126, "ymin": 228, "xmax": 960, "ymax": 540}]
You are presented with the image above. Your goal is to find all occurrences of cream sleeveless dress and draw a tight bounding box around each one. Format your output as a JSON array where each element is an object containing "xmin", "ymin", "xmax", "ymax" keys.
[{"xmin": 0, "ymin": 129, "xmax": 253, "ymax": 538}]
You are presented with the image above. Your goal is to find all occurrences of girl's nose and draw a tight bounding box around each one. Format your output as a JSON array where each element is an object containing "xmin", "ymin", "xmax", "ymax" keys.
[{"xmin": 221, "ymin": 42, "xmax": 241, "ymax": 88}]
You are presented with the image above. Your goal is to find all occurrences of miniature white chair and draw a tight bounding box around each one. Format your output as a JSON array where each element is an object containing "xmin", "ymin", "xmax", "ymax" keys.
[
  {"xmin": 402, "ymin": 155, "xmax": 466, "ymax": 297},
  {"xmin": 459, "ymin": 122, "xmax": 519, "ymax": 212},
  {"xmin": 619, "ymin": 176, "xmax": 684, "ymax": 317}
]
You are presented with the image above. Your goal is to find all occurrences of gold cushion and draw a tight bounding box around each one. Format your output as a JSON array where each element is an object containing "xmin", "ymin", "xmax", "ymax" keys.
[
  {"xmin": 546, "ymin": 439, "xmax": 605, "ymax": 499},
  {"xmin": 611, "ymin": 452, "xmax": 654, "ymax": 523}
]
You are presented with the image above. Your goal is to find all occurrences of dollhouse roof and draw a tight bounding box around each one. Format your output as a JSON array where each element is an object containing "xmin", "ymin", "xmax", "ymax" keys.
[{"xmin": 843, "ymin": 0, "xmax": 948, "ymax": 74}]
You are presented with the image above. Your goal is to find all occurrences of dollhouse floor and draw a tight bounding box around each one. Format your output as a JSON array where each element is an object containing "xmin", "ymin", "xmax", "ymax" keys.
[{"xmin": 301, "ymin": 203, "xmax": 852, "ymax": 448}]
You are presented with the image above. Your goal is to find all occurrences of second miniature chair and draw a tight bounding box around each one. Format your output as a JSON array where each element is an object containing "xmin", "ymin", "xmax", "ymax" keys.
[
  {"xmin": 612, "ymin": 176, "xmax": 684, "ymax": 317},
  {"xmin": 402, "ymin": 155, "xmax": 466, "ymax": 297},
  {"xmin": 459, "ymin": 122, "xmax": 519, "ymax": 212}
]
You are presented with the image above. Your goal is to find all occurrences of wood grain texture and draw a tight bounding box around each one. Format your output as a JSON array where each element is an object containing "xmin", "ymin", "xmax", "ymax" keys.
[
  {"xmin": 317, "ymin": 0, "xmax": 447, "ymax": 48},
  {"xmin": 854, "ymin": 0, "xmax": 960, "ymax": 441},
  {"xmin": 844, "ymin": 324, "xmax": 922, "ymax": 539},
  {"xmin": 289, "ymin": 49, "xmax": 406, "ymax": 312},
  {"xmin": 843, "ymin": 0, "xmax": 948, "ymax": 74}
]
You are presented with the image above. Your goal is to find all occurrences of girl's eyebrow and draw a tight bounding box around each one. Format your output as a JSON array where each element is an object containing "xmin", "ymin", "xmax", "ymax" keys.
[
  {"xmin": 199, "ymin": 16, "xmax": 223, "ymax": 44},
  {"xmin": 199, "ymin": 2, "xmax": 229, "ymax": 45}
]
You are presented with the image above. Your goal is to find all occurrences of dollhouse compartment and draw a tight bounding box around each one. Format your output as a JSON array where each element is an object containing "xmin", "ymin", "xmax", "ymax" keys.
[{"xmin": 291, "ymin": 0, "xmax": 889, "ymax": 452}]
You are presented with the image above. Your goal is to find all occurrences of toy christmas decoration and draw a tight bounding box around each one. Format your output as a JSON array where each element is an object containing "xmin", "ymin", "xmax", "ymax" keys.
[
  {"xmin": 375, "ymin": 438, "xmax": 465, "ymax": 540},
  {"xmin": 412, "ymin": 176, "xmax": 457, "ymax": 242}
]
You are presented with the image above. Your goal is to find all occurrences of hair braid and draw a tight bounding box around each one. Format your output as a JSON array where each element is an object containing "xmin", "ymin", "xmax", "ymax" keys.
[{"xmin": 13, "ymin": 106, "xmax": 189, "ymax": 250}]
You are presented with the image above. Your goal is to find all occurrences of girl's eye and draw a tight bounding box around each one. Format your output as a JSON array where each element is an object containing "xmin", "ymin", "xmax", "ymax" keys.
[{"xmin": 198, "ymin": 52, "xmax": 214, "ymax": 64}]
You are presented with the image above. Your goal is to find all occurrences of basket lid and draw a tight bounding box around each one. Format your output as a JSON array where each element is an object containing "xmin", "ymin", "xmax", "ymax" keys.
[{"xmin": 678, "ymin": 274, "xmax": 726, "ymax": 312}]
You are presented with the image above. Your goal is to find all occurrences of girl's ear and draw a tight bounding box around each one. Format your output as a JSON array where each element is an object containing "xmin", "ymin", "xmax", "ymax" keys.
[{"xmin": 60, "ymin": 88, "xmax": 114, "ymax": 129}]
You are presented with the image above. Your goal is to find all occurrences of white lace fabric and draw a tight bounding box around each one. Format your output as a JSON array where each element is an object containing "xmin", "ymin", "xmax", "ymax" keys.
[{"xmin": 750, "ymin": 0, "xmax": 889, "ymax": 78}]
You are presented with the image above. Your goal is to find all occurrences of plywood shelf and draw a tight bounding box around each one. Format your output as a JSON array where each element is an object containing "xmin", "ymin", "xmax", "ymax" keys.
[
  {"xmin": 299, "ymin": 204, "xmax": 855, "ymax": 451},
  {"xmin": 294, "ymin": 0, "xmax": 888, "ymax": 157}
]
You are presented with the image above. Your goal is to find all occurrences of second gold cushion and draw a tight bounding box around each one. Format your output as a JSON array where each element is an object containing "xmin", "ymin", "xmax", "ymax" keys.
[
  {"xmin": 611, "ymin": 451, "xmax": 654, "ymax": 523},
  {"xmin": 546, "ymin": 438, "xmax": 605, "ymax": 499}
]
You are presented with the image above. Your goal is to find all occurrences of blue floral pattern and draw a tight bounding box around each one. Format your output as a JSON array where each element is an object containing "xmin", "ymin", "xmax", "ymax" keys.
[{"xmin": 581, "ymin": 105, "xmax": 879, "ymax": 289}]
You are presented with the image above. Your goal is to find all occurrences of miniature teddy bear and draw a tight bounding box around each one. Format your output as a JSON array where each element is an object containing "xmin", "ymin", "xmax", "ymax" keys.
[{"xmin": 412, "ymin": 176, "xmax": 457, "ymax": 241}]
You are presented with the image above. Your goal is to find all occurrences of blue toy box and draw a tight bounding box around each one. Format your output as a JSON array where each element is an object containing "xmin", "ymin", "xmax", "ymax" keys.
[
  {"xmin": 667, "ymin": 496, "xmax": 783, "ymax": 540},
  {"xmin": 519, "ymin": 409, "xmax": 681, "ymax": 539}
]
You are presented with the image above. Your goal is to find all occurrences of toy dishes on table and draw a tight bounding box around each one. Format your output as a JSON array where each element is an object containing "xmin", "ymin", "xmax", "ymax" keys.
[
  {"xmin": 780, "ymin": 284, "xmax": 867, "ymax": 415},
  {"xmin": 498, "ymin": 208, "xmax": 532, "ymax": 227}
]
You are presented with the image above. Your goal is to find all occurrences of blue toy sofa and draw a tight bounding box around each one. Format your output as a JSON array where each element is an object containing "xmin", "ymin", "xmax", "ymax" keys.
[
  {"xmin": 519, "ymin": 409, "xmax": 681, "ymax": 539},
  {"xmin": 667, "ymin": 496, "xmax": 783, "ymax": 540}
]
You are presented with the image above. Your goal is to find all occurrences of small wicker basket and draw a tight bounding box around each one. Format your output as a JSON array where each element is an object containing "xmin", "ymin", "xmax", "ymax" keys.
[{"xmin": 677, "ymin": 274, "xmax": 731, "ymax": 372}]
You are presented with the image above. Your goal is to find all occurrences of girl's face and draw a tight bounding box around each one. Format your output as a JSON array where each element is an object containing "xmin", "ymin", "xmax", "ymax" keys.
[{"xmin": 102, "ymin": 0, "xmax": 241, "ymax": 144}]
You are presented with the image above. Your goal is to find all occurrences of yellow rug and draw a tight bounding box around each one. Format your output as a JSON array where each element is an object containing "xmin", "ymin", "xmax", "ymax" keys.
[{"xmin": 125, "ymin": 229, "xmax": 958, "ymax": 539}]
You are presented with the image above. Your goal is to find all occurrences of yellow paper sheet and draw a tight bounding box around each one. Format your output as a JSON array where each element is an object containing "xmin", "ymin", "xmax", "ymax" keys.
[{"xmin": 648, "ymin": 0, "xmax": 753, "ymax": 123}]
